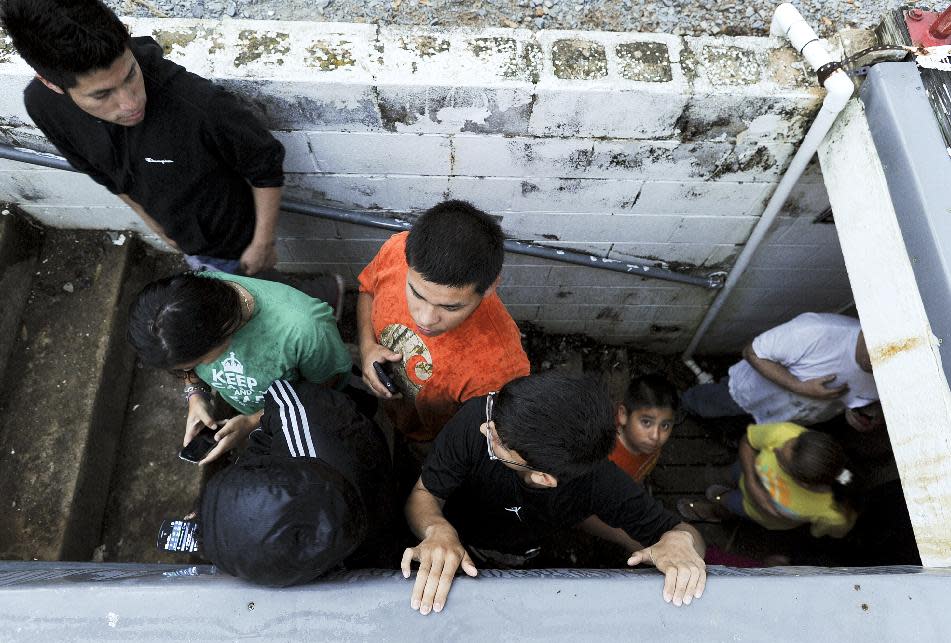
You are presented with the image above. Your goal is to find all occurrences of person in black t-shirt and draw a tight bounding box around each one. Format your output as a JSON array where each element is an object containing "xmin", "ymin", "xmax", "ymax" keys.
[
  {"xmin": 401, "ymin": 372, "xmax": 707, "ymax": 615},
  {"xmin": 1, "ymin": 0, "xmax": 285, "ymax": 275}
]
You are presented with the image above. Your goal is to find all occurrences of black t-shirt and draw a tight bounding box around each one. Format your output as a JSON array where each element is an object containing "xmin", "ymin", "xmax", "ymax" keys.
[
  {"xmin": 421, "ymin": 397, "xmax": 681, "ymax": 554},
  {"xmin": 24, "ymin": 37, "xmax": 285, "ymax": 258}
]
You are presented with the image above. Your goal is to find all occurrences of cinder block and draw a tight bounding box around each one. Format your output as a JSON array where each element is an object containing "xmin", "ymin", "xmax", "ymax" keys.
[
  {"xmin": 529, "ymin": 31, "xmax": 688, "ymax": 139},
  {"xmin": 498, "ymin": 286, "xmax": 627, "ymax": 306},
  {"xmin": 631, "ymin": 180, "xmax": 772, "ymax": 216},
  {"xmin": 499, "ymin": 264, "xmax": 551, "ymax": 287},
  {"xmin": 309, "ymin": 132, "xmax": 452, "ymax": 175},
  {"xmin": 703, "ymin": 245, "xmax": 741, "ymax": 268},
  {"xmin": 504, "ymin": 304, "xmax": 540, "ymax": 320},
  {"xmin": 333, "ymin": 220, "xmax": 401, "ymax": 242},
  {"xmin": 775, "ymin": 217, "xmax": 839, "ymax": 246},
  {"xmin": 15, "ymin": 205, "xmax": 145, "ymax": 234},
  {"xmin": 0, "ymin": 158, "xmax": 58, "ymax": 172},
  {"xmin": 608, "ymin": 242, "xmax": 717, "ymax": 265},
  {"xmin": 0, "ymin": 72, "xmax": 35, "ymax": 127},
  {"xmin": 374, "ymin": 84, "xmax": 535, "ymax": 136},
  {"xmin": 528, "ymin": 86, "xmax": 687, "ymax": 139},
  {"xmin": 448, "ymin": 176, "xmax": 643, "ymax": 213},
  {"xmin": 667, "ymin": 216, "xmax": 758, "ymax": 244},
  {"xmin": 0, "ymin": 171, "xmax": 124, "ymax": 208},
  {"xmin": 283, "ymin": 174, "xmax": 449, "ymax": 211},
  {"xmin": 272, "ymin": 131, "xmax": 317, "ymax": 173},
  {"xmin": 534, "ymin": 320, "xmax": 588, "ymax": 335},
  {"xmin": 376, "ymin": 26, "xmax": 536, "ymax": 86},
  {"xmin": 283, "ymin": 238, "xmax": 383, "ymax": 264},
  {"xmin": 220, "ymin": 79, "xmax": 385, "ymax": 131},
  {"xmin": 807, "ymin": 242, "xmax": 847, "ymax": 270},
  {"xmin": 451, "ymin": 136, "xmax": 796, "ymax": 183},
  {"xmin": 273, "ymin": 261, "xmax": 361, "ymax": 284},
  {"xmin": 499, "ymin": 211, "xmax": 680, "ymax": 243},
  {"xmin": 748, "ymin": 243, "xmax": 821, "ymax": 269},
  {"xmin": 546, "ymin": 265, "xmax": 661, "ymax": 288},
  {"xmin": 649, "ymin": 305, "xmax": 708, "ymax": 324},
  {"xmin": 275, "ymin": 210, "xmax": 339, "ymax": 239},
  {"xmin": 585, "ymin": 320, "xmax": 656, "ymax": 335}
]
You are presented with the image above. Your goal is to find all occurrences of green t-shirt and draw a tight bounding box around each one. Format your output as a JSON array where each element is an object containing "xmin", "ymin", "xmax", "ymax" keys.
[{"xmin": 194, "ymin": 272, "xmax": 351, "ymax": 415}]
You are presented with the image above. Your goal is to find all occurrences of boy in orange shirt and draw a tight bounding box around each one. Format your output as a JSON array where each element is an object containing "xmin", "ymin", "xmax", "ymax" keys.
[
  {"xmin": 610, "ymin": 375, "xmax": 680, "ymax": 483},
  {"xmin": 357, "ymin": 200, "xmax": 530, "ymax": 444}
]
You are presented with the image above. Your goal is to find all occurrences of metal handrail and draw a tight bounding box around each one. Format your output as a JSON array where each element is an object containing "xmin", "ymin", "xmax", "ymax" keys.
[{"xmin": 0, "ymin": 144, "xmax": 723, "ymax": 289}]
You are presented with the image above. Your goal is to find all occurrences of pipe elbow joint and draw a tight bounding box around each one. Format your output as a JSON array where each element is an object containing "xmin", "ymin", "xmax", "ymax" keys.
[{"xmin": 822, "ymin": 71, "xmax": 855, "ymax": 111}]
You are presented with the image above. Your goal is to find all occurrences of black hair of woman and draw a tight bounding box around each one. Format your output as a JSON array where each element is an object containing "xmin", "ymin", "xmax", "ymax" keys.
[{"xmin": 127, "ymin": 273, "xmax": 244, "ymax": 369}]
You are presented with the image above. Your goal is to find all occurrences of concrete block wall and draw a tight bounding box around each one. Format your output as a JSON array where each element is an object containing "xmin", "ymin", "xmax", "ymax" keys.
[{"xmin": 0, "ymin": 19, "xmax": 851, "ymax": 354}]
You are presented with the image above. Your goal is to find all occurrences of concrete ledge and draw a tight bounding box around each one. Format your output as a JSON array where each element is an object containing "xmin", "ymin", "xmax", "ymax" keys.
[{"xmin": 0, "ymin": 563, "xmax": 946, "ymax": 640}]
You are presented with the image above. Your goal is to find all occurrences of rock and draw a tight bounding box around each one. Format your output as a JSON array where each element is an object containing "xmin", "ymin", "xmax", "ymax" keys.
[
  {"xmin": 62, "ymin": 282, "xmax": 74, "ymax": 293},
  {"xmin": 226, "ymin": 1, "xmax": 237, "ymax": 16}
]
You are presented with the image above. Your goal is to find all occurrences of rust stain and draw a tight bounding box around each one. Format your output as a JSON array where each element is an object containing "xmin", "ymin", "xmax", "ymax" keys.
[{"xmin": 871, "ymin": 336, "xmax": 922, "ymax": 364}]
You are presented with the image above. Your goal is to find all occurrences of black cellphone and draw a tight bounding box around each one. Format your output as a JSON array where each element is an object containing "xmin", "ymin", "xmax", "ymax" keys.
[
  {"xmin": 156, "ymin": 518, "xmax": 201, "ymax": 553},
  {"xmin": 179, "ymin": 427, "xmax": 218, "ymax": 463},
  {"xmin": 372, "ymin": 361, "xmax": 399, "ymax": 395}
]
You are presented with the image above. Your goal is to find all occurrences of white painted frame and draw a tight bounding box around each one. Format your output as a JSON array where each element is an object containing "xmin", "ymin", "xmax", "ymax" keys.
[{"xmin": 819, "ymin": 99, "xmax": 951, "ymax": 567}]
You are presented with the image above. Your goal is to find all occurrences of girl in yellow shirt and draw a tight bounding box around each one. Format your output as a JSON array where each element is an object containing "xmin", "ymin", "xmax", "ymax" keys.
[{"xmin": 681, "ymin": 422, "xmax": 857, "ymax": 538}]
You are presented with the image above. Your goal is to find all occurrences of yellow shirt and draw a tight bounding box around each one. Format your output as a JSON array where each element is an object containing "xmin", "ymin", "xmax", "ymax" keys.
[{"xmin": 740, "ymin": 422, "xmax": 856, "ymax": 538}]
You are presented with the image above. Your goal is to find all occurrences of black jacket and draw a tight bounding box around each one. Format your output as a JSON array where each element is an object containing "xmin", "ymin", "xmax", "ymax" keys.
[
  {"xmin": 24, "ymin": 37, "xmax": 285, "ymax": 258},
  {"xmin": 201, "ymin": 380, "xmax": 395, "ymax": 587}
]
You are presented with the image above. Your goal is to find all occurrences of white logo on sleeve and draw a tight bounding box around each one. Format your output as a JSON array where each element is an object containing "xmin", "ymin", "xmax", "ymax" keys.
[
  {"xmin": 144, "ymin": 157, "xmax": 174, "ymax": 164},
  {"xmin": 504, "ymin": 506, "xmax": 523, "ymax": 522}
]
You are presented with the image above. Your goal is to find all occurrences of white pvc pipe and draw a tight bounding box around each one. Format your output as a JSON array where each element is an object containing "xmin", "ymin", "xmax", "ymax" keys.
[{"xmin": 682, "ymin": 3, "xmax": 855, "ymax": 368}]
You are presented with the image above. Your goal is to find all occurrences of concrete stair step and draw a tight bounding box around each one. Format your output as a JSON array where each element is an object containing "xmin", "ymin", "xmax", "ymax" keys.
[
  {"xmin": 98, "ymin": 363, "xmax": 204, "ymax": 564},
  {"xmin": 98, "ymin": 249, "xmax": 200, "ymax": 565},
  {"xmin": 0, "ymin": 210, "xmax": 43, "ymax": 381},
  {"xmin": 0, "ymin": 228, "xmax": 146, "ymax": 561}
]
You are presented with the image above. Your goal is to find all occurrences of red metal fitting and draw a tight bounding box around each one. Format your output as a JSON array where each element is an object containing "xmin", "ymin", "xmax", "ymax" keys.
[
  {"xmin": 929, "ymin": 6, "xmax": 951, "ymax": 38},
  {"xmin": 909, "ymin": 8, "xmax": 924, "ymax": 21}
]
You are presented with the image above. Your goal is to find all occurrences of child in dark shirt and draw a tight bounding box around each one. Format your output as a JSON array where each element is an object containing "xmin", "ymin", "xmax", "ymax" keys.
[
  {"xmin": 401, "ymin": 372, "xmax": 707, "ymax": 616},
  {"xmin": 610, "ymin": 375, "xmax": 679, "ymax": 483}
]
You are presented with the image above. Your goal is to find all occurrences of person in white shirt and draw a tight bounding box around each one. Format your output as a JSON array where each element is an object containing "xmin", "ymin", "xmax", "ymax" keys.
[{"xmin": 682, "ymin": 313, "xmax": 878, "ymax": 427}]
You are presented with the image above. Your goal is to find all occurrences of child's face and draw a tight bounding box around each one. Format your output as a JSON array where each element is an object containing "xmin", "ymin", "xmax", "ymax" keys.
[{"xmin": 616, "ymin": 405, "xmax": 675, "ymax": 455}]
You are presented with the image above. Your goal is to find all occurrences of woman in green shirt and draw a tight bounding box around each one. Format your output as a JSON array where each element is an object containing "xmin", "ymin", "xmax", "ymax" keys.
[{"xmin": 128, "ymin": 272, "xmax": 352, "ymax": 464}]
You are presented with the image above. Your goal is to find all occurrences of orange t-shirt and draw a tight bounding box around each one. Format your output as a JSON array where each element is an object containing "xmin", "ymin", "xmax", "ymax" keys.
[
  {"xmin": 609, "ymin": 439, "xmax": 661, "ymax": 483},
  {"xmin": 358, "ymin": 232, "xmax": 530, "ymax": 441}
]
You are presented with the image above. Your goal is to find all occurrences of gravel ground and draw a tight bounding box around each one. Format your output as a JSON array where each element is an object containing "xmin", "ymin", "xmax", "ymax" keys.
[{"xmin": 106, "ymin": 0, "xmax": 941, "ymax": 37}]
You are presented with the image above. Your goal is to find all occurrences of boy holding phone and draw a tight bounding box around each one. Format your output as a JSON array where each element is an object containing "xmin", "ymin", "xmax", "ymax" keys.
[{"xmin": 357, "ymin": 200, "xmax": 529, "ymax": 444}]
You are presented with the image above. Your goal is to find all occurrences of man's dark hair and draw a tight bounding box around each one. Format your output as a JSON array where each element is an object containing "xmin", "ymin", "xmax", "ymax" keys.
[
  {"xmin": 0, "ymin": 0, "xmax": 131, "ymax": 89},
  {"xmin": 494, "ymin": 372, "xmax": 615, "ymax": 482},
  {"xmin": 623, "ymin": 374, "xmax": 680, "ymax": 414},
  {"xmin": 405, "ymin": 200, "xmax": 504, "ymax": 295},
  {"xmin": 127, "ymin": 273, "xmax": 244, "ymax": 369}
]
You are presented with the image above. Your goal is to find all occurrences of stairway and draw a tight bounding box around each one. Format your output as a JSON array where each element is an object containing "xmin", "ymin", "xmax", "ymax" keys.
[{"xmin": 0, "ymin": 208, "xmax": 198, "ymax": 564}]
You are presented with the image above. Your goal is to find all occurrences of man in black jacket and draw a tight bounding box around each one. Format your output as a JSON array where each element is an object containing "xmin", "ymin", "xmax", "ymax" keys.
[
  {"xmin": 1, "ymin": 0, "xmax": 285, "ymax": 274},
  {"xmin": 200, "ymin": 380, "xmax": 396, "ymax": 586}
]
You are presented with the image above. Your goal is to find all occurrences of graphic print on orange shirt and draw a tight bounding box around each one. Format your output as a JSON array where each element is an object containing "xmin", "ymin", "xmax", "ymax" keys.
[{"xmin": 380, "ymin": 323, "xmax": 433, "ymax": 399}]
